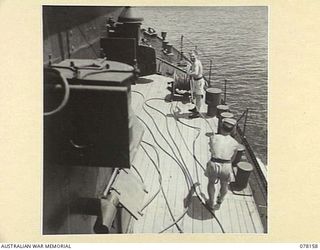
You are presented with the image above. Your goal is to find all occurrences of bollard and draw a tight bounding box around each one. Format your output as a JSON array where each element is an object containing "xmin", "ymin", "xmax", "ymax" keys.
[
  {"xmin": 162, "ymin": 40, "xmax": 169, "ymax": 49},
  {"xmin": 165, "ymin": 44, "xmax": 173, "ymax": 54},
  {"xmin": 205, "ymin": 88, "xmax": 222, "ymax": 117},
  {"xmin": 216, "ymin": 104, "xmax": 229, "ymax": 119},
  {"xmin": 233, "ymin": 161, "xmax": 253, "ymax": 191}
]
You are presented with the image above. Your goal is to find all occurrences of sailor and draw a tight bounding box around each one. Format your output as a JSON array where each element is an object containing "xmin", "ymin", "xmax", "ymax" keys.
[
  {"xmin": 205, "ymin": 118, "xmax": 239, "ymax": 210},
  {"xmin": 187, "ymin": 50, "xmax": 205, "ymax": 119},
  {"xmin": 106, "ymin": 17, "xmax": 116, "ymax": 28}
]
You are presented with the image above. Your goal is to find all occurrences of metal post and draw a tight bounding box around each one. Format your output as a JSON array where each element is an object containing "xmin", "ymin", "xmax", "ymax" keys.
[
  {"xmin": 243, "ymin": 108, "xmax": 249, "ymax": 136},
  {"xmin": 224, "ymin": 79, "xmax": 227, "ymax": 104},
  {"xmin": 208, "ymin": 60, "xmax": 212, "ymax": 86},
  {"xmin": 102, "ymin": 168, "xmax": 120, "ymax": 197},
  {"xmin": 180, "ymin": 35, "xmax": 183, "ymax": 60}
]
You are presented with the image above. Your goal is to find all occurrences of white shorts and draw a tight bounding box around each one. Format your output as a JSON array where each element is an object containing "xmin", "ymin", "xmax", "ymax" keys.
[{"xmin": 205, "ymin": 161, "xmax": 232, "ymax": 183}]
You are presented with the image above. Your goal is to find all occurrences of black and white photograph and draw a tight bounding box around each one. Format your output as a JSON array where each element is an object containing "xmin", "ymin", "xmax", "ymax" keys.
[{"xmin": 43, "ymin": 6, "xmax": 268, "ymax": 234}]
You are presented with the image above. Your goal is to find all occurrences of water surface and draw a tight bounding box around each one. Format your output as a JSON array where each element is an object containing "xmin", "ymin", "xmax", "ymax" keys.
[{"xmin": 136, "ymin": 6, "xmax": 268, "ymax": 164}]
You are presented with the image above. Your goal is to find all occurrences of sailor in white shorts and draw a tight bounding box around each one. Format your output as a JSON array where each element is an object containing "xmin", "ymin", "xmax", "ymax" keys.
[
  {"xmin": 187, "ymin": 50, "xmax": 205, "ymax": 119},
  {"xmin": 205, "ymin": 118, "xmax": 239, "ymax": 210}
]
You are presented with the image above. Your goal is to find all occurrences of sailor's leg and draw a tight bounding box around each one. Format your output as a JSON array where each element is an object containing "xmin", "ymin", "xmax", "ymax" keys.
[
  {"xmin": 207, "ymin": 179, "xmax": 216, "ymax": 208},
  {"xmin": 195, "ymin": 94, "xmax": 202, "ymax": 112},
  {"xmin": 217, "ymin": 181, "xmax": 228, "ymax": 204}
]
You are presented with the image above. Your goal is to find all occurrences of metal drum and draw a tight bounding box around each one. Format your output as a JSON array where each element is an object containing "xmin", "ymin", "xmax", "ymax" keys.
[
  {"xmin": 205, "ymin": 88, "xmax": 222, "ymax": 117},
  {"xmin": 216, "ymin": 104, "xmax": 229, "ymax": 119},
  {"xmin": 233, "ymin": 161, "xmax": 253, "ymax": 191},
  {"xmin": 162, "ymin": 40, "xmax": 169, "ymax": 49},
  {"xmin": 165, "ymin": 43, "xmax": 173, "ymax": 54},
  {"xmin": 232, "ymin": 144, "xmax": 246, "ymax": 166},
  {"xmin": 218, "ymin": 112, "xmax": 234, "ymax": 134}
]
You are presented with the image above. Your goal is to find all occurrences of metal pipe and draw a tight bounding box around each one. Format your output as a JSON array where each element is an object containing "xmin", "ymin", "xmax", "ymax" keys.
[
  {"xmin": 208, "ymin": 60, "xmax": 212, "ymax": 86},
  {"xmin": 156, "ymin": 56, "xmax": 209, "ymax": 83},
  {"xmin": 158, "ymin": 57, "xmax": 210, "ymax": 90},
  {"xmin": 180, "ymin": 35, "xmax": 183, "ymax": 60},
  {"xmin": 224, "ymin": 79, "xmax": 227, "ymax": 103},
  {"xmin": 102, "ymin": 168, "xmax": 120, "ymax": 197},
  {"xmin": 243, "ymin": 108, "xmax": 249, "ymax": 136},
  {"xmin": 157, "ymin": 56, "xmax": 188, "ymax": 74},
  {"xmin": 236, "ymin": 110, "xmax": 247, "ymax": 124},
  {"xmin": 237, "ymin": 126, "xmax": 267, "ymax": 188}
]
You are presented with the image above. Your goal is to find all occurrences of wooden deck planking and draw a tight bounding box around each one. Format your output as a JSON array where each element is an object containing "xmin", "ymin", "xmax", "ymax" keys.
[
  {"xmin": 235, "ymin": 197, "xmax": 248, "ymax": 233},
  {"xmin": 198, "ymin": 128, "xmax": 207, "ymax": 234},
  {"xmin": 132, "ymin": 78, "xmax": 163, "ymax": 233},
  {"xmin": 151, "ymin": 91, "xmax": 179, "ymax": 233},
  {"xmin": 131, "ymin": 148, "xmax": 147, "ymax": 233},
  {"xmin": 146, "ymin": 105, "xmax": 168, "ymax": 233},
  {"xmin": 183, "ymin": 105, "xmax": 200, "ymax": 233},
  {"xmin": 177, "ymin": 113, "xmax": 193, "ymax": 234},
  {"xmin": 171, "ymin": 103, "xmax": 189, "ymax": 231},
  {"xmin": 186, "ymin": 116, "xmax": 201, "ymax": 233},
  {"xmin": 199, "ymin": 116, "xmax": 213, "ymax": 233},
  {"xmin": 165, "ymin": 111, "xmax": 186, "ymax": 234},
  {"xmin": 154, "ymin": 102, "xmax": 175, "ymax": 233},
  {"xmin": 162, "ymin": 109, "xmax": 178, "ymax": 234},
  {"xmin": 171, "ymin": 107, "xmax": 189, "ymax": 233},
  {"xmin": 175, "ymin": 115, "xmax": 191, "ymax": 233},
  {"xmin": 134, "ymin": 124, "xmax": 159, "ymax": 232},
  {"xmin": 250, "ymin": 199, "xmax": 264, "ymax": 233},
  {"xmin": 130, "ymin": 74, "xmax": 264, "ymax": 234},
  {"xmin": 135, "ymin": 168, "xmax": 153, "ymax": 232},
  {"xmin": 150, "ymin": 125, "xmax": 166, "ymax": 232},
  {"xmin": 227, "ymin": 196, "xmax": 241, "ymax": 233},
  {"xmin": 189, "ymin": 120, "xmax": 201, "ymax": 233},
  {"xmin": 141, "ymin": 143, "xmax": 161, "ymax": 233},
  {"xmin": 240, "ymin": 199, "xmax": 256, "ymax": 233},
  {"xmin": 168, "ymin": 114, "xmax": 186, "ymax": 234},
  {"xmin": 199, "ymin": 114, "xmax": 223, "ymax": 233}
]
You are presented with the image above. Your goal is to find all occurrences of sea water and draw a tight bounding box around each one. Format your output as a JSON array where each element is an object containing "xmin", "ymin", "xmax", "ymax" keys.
[{"xmin": 136, "ymin": 6, "xmax": 268, "ymax": 165}]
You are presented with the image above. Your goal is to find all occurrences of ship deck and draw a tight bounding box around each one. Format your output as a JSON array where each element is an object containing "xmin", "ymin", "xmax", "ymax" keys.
[{"xmin": 130, "ymin": 74, "xmax": 264, "ymax": 234}]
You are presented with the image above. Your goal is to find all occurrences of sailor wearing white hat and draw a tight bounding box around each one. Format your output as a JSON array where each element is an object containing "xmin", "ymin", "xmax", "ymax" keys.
[{"xmin": 205, "ymin": 118, "xmax": 240, "ymax": 210}]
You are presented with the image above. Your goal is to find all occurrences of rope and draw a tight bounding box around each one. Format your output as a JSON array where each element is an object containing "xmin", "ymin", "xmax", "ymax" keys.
[
  {"xmin": 169, "ymin": 102, "xmax": 225, "ymax": 232},
  {"xmin": 141, "ymin": 142, "xmax": 183, "ymax": 233},
  {"xmin": 131, "ymin": 164, "xmax": 144, "ymax": 184},
  {"xmin": 132, "ymin": 90, "xmax": 225, "ymax": 233},
  {"xmin": 132, "ymin": 90, "xmax": 190, "ymax": 232},
  {"xmin": 136, "ymin": 92, "xmax": 225, "ymax": 233}
]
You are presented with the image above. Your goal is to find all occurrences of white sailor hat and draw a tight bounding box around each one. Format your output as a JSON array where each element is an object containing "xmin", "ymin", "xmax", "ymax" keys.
[{"xmin": 222, "ymin": 118, "xmax": 237, "ymax": 130}]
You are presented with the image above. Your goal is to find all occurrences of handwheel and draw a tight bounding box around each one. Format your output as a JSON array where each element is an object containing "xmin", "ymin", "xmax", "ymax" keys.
[{"xmin": 43, "ymin": 68, "xmax": 70, "ymax": 116}]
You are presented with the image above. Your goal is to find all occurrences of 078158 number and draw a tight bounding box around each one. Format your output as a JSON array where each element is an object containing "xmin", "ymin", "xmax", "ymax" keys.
[{"xmin": 300, "ymin": 244, "xmax": 318, "ymax": 249}]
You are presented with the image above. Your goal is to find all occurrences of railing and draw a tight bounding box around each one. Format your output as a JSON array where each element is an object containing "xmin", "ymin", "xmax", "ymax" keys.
[
  {"xmin": 156, "ymin": 56, "xmax": 210, "ymax": 88},
  {"xmin": 235, "ymin": 108, "xmax": 268, "ymax": 233},
  {"xmin": 236, "ymin": 108, "xmax": 249, "ymax": 136},
  {"xmin": 156, "ymin": 56, "xmax": 188, "ymax": 75},
  {"xmin": 157, "ymin": 35, "xmax": 268, "ymax": 232},
  {"xmin": 236, "ymin": 108, "xmax": 267, "ymax": 185}
]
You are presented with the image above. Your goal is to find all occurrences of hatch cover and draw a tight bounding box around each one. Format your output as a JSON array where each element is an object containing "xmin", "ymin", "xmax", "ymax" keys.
[{"xmin": 111, "ymin": 169, "xmax": 147, "ymax": 220}]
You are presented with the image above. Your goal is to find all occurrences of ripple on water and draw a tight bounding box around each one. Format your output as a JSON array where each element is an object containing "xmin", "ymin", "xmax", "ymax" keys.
[{"xmin": 136, "ymin": 6, "xmax": 268, "ymax": 164}]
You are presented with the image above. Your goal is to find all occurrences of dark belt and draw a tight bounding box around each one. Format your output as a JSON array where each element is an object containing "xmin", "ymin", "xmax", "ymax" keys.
[
  {"xmin": 194, "ymin": 76, "xmax": 203, "ymax": 81},
  {"xmin": 211, "ymin": 157, "xmax": 231, "ymax": 164}
]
